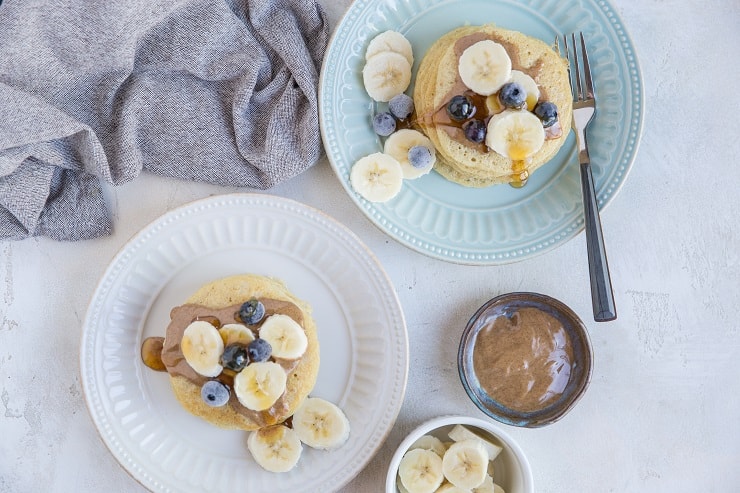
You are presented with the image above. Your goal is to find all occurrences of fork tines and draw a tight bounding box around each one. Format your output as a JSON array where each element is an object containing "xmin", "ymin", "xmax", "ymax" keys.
[{"xmin": 559, "ymin": 32, "xmax": 594, "ymax": 102}]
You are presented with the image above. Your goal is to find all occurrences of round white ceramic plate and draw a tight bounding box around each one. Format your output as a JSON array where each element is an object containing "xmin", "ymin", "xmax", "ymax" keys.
[
  {"xmin": 320, "ymin": 0, "xmax": 643, "ymax": 264},
  {"xmin": 80, "ymin": 193, "xmax": 408, "ymax": 492}
]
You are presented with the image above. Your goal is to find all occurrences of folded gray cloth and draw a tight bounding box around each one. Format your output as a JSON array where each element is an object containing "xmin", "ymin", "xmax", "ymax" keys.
[{"xmin": 0, "ymin": 0, "xmax": 328, "ymax": 240}]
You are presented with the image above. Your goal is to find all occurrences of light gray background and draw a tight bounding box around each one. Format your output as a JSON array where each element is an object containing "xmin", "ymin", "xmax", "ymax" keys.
[{"xmin": 2, "ymin": 0, "xmax": 739, "ymax": 491}]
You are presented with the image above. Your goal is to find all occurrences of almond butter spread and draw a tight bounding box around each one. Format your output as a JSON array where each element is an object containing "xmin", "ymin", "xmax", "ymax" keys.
[
  {"xmin": 141, "ymin": 298, "xmax": 304, "ymax": 427},
  {"xmin": 472, "ymin": 306, "xmax": 573, "ymax": 412},
  {"xmin": 426, "ymin": 32, "xmax": 553, "ymax": 149}
]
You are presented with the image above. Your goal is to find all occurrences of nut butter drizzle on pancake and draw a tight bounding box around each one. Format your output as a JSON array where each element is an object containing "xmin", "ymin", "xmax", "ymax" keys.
[
  {"xmin": 423, "ymin": 31, "xmax": 550, "ymax": 186},
  {"xmin": 428, "ymin": 90, "xmax": 492, "ymax": 154},
  {"xmin": 159, "ymin": 299, "xmax": 305, "ymax": 427}
]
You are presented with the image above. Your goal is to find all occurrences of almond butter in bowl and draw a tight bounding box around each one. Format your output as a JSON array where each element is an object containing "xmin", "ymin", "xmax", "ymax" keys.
[
  {"xmin": 457, "ymin": 292, "xmax": 593, "ymax": 428},
  {"xmin": 140, "ymin": 273, "xmax": 350, "ymax": 472}
]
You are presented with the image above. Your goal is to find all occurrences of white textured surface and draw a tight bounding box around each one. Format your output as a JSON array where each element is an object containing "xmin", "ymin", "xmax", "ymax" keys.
[{"xmin": 2, "ymin": 0, "xmax": 740, "ymax": 491}]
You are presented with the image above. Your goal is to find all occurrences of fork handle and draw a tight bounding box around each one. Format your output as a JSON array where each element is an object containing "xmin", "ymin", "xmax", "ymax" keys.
[{"xmin": 580, "ymin": 161, "xmax": 617, "ymax": 322}]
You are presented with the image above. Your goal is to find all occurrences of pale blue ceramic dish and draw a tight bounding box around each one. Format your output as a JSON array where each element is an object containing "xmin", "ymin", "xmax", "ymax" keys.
[{"xmin": 319, "ymin": 0, "xmax": 643, "ymax": 265}]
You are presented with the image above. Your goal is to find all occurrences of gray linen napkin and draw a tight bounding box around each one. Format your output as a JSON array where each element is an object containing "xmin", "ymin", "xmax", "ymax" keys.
[{"xmin": 0, "ymin": 0, "xmax": 328, "ymax": 240}]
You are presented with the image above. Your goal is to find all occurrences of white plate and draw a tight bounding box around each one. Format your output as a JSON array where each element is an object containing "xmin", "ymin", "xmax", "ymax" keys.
[{"xmin": 80, "ymin": 193, "xmax": 408, "ymax": 492}]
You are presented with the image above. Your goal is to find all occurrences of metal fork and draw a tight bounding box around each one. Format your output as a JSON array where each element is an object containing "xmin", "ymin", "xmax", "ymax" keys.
[{"xmin": 559, "ymin": 33, "xmax": 617, "ymax": 322}]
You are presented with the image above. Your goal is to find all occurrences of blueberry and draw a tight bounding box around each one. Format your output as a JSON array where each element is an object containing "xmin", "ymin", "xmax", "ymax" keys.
[
  {"xmin": 372, "ymin": 112, "xmax": 396, "ymax": 137},
  {"xmin": 388, "ymin": 93, "xmax": 415, "ymax": 121},
  {"xmin": 446, "ymin": 95, "xmax": 475, "ymax": 121},
  {"xmin": 462, "ymin": 119, "xmax": 487, "ymax": 144},
  {"xmin": 534, "ymin": 101, "xmax": 559, "ymax": 128},
  {"xmin": 247, "ymin": 338, "xmax": 272, "ymax": 362},
  {"xmin": 221, "ymin": 343, "xmax": 250, "ymax": 371},
  {"xmin": 407, "ymin": 145, "xmax": 434, "ymax": 169},
  {"xmin": 201, "ymin": 380, "xmax": 230, "ymax": 407},
  {"xmin": 239, "ymin": 299, "xmax": 265, "ymax": 325},
  {"xmin": 498, "ymin": 82, "xmax": 527, "ymax": 109}
]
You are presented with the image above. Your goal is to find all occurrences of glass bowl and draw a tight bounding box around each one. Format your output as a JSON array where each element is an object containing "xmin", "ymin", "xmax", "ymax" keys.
[{"xmin": 458, "ymin": 292, "xmax": 593, "ymax": 427}]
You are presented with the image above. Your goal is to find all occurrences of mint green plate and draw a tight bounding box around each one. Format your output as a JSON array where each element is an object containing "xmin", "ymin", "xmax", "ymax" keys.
[{"xmin": 319, "ymin": 0, "xmax": 643, "ymax": 265}]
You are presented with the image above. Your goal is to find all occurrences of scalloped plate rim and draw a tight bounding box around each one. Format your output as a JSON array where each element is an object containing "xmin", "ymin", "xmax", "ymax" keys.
[
  {"xmin": 319, "ymin": 0, "xmax": 644, "ymax": 265},
  {"xmin": 79, "ymin": 192, "xmax": 409, "ymax": 492}
]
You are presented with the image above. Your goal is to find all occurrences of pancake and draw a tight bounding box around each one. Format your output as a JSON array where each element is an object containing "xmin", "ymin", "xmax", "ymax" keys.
[
  {"xmin": 413, "ymin": 24, "xmax": 572, "ymax": 187},
  {"xmin": 161, "ymin": 274, "xmax": 319, "ymax": 431}
]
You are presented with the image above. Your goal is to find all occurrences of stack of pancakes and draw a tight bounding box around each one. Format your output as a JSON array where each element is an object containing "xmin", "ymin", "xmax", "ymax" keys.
[
  {"xmin": 164, "ymin": 274, "xmax": 320, "ymax": 430},
  {"xmin": 413, "ymin": 25, "xmax": 573, "ymax": 187}
]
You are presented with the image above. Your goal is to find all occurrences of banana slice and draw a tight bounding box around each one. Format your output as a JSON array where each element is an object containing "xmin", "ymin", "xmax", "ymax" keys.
[
  {"xmin": 233, "ymin": 361, "xmax": 287, "ymax": 411},
  {"xmin": 493, "ymin": 484, "xmax": 506, "ymax": 493},
  {"xmin": 180, "ymin": 321, "xmax": 224, "ymax": 377},
  {"xmin": 247, "ymin": 424, "xmax": 303, "ymax": 473},
  {"xmin": 436, "ymin": 483, "xmax": 470, "ymax": 493},
  {"xmin": 366, "ymin": 30, "xmax": 413, "ymax": 66},
  {"xmin": 292, "ymin": 397, "xmax": 351, "ymax": 450},
  {"xmin": 219, "ymin": 323, "xmax": 255, "ymax": 346},
  {"xmin": 472, "ymin": 475, "xmax": 496, "ymax": 493},
  {"xmin": 447, "ymin": 425, "xmax": 503, "ymax": 461},
  {"xmin": 258, "ymin": 314, "xmax": 307, "ymax": 359},
  {"xmin": 485, "ymin": 109, "xmax": 545, "ymax": 160},
  {"xmin": 458, "ymin": 40, "xmax": 512, "ymax": 96},
  {"xmin": 350, "ymin": 152, "xmax": 404, "ymax": 203},
  {"xmin": 397, "ymin": 475, "xmax": 412, "ymax": 493},
  {"xmin": 363, "ymin": 51, "xmax": 412, "ymax": 102},
  {"xmin": 398, "ymin": 448, "xmax": 445, "ymax": 493},
  {"xmin": 441, "ymin": 439, "xmax": 489, "ymax": 490},
  {"xmin": 485, "ymin": 94, "xmax": 504, "ymax": 115},
  {"xmin": 409, "ymin": 434, "xmax": 447, "ymax": 458},
  {"xmin": 509, "ymin": 70, "xmax": 540, "ymax": 111},
  {"xmin": 383, "ymin": 129, "xmax": 437, "ymax": 179}
]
